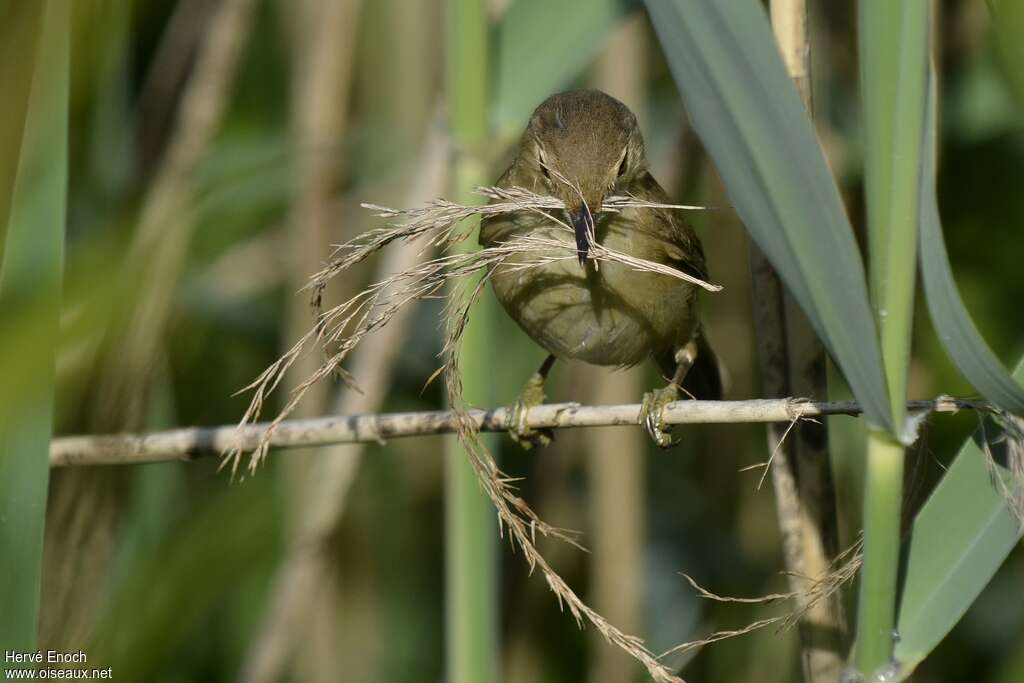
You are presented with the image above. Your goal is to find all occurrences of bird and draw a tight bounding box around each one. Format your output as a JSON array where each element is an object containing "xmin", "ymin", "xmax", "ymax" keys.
[{"xmin": 479, "ymin": 89, "xmax": 721, "ymax": 449}]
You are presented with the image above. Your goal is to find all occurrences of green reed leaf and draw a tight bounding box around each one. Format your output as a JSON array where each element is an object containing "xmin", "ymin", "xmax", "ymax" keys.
[
  {"xmin": 919, "ymin": 63, "xmax": 1024, "ymax": 416},
  {"xmin": 893, "ymin": 365, "xmax": 1024, "ymax": 677},
  {"xmin": 0, "ymin": 0, "xmax": 68, "ymax": 658}
]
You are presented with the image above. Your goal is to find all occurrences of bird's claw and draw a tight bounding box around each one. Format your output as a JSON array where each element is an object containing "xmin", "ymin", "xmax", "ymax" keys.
[
  {"xmin": 509, "ymin": 373, "xmax": 554, "ymax": 450},
  {"xmin": 639, "ymin": 383, "xmax": 681, "ymax": 449}
]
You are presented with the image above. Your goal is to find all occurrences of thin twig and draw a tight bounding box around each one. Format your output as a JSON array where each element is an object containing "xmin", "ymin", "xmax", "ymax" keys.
[{"xmin": 49, "ymin": 396, "xmax": 978, "ymax": 467}]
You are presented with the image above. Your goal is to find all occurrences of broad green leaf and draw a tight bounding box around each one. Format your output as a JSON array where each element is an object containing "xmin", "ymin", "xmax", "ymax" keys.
[
  {"xmin": 493, "ymin": 0, "xmax": 633, "ymax": 134},
  {"xmin": 643, "ymin": 0, "xmax": 892, "ymax": 432},
  {"xmin": 860, "ymin": 0, "xmax": 928, "ymax": 430},
  {"xmin": 0, "ymin": 0, "xmax": 68, "ymax": 657},
  {"xmin": 893, "ymin": 358, "xmax": 1024, "ymax": 676},
  {"xmin": 0, "ymin": 3, "xmax": 44, "ymax": 260},
  {"xmin": 853, "ymin": 3, "xmax": 930, "ymax": 675},
  {"xmin": 918, "ymin": 64, "xmax": 1024, "ymax": 416}
]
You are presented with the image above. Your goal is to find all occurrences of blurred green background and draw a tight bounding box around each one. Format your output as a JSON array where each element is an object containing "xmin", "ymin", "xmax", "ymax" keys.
[{"xmin": 6, "ymin": 0, "xmax": 1024, "ymax": 681}]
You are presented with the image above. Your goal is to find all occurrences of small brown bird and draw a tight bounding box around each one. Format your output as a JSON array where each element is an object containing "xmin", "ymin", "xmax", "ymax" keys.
[{"xmin": 480, "ymin": 89, "xmax": 721, "ymax": 448}]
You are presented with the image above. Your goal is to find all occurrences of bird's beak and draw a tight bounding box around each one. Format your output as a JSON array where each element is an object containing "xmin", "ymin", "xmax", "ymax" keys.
[{"xmin": 570, "ymin": 202, "xmax": 594, "ymax": 267}]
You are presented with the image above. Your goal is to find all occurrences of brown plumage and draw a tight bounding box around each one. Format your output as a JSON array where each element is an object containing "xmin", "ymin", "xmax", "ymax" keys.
[{"xmin": 480, "ymin": 89, "xmax": 720, "ymax": 447}]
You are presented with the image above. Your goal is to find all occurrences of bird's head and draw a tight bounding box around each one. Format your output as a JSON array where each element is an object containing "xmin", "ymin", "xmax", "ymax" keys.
[{"xmin": 521, "ymin": 89, "xmax": 647, "ymax": 264}]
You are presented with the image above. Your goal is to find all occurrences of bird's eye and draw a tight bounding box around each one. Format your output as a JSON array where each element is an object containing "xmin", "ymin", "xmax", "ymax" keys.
[
  {"xmin": 617, "ymin": 155, "xmax": 629, "ymax": 178},
  {"xmin": 540, "ymin": 163, "xmax": 551, "ymax": 181}
]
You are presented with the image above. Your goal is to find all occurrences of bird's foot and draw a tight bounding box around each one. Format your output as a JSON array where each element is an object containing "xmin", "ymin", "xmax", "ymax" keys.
[
  {"xmin": 639, "ymin": 383, "xmax": 681, "ymax": 449},
  {"xmin": 509, "ymin": 373, "xmax": 554, "ymax": 450}
]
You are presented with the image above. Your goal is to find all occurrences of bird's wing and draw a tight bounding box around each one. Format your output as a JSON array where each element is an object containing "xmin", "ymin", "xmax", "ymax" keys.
[{"xmin": 631, "ymin": 172, "xmax": 709, "ymax": 282}]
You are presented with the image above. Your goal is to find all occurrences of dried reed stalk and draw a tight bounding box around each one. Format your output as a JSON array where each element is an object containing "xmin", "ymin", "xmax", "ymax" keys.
[{"xmin": 760, "ymin": 2, "xmax": 845, "ymax": 680}]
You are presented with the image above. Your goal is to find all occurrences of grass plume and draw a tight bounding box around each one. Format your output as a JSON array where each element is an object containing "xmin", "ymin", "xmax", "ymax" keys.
[
  {"xmin": 664, "ymin": 539, "xmax": 863, "ymax": 662},
  {"xmin": 226, "ymin": 185, "xmax": 719, "ymax": 476},
  {"xmin": 226, "ymin": 184, "xmax": 719, "ymax": 682}
]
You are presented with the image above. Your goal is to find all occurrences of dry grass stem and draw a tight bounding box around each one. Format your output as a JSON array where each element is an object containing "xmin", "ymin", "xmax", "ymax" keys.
[
  {"xmin": 207, "ymin": 181, "xmax": 1004, "ymax": 682},
  {"xmin": 663, "ymin": 539, "xmax": 863, "ymax": 660},
  {"xmin": 440, "ymin": 274, "xmax": 680, "ymax": 681},
  {"xmin": 225, "ymin": 185, "xmax": 724, "ymax": 477},
  {"xmin": 220, "ymin": 185, "xmax": 731, "ymax": 682},
  {"xmin": 982, "ymin": 410, "xmax": 1024, "ymax": 525},
  {"xmin": 602, "ymin": 194, "xmax": 724, "ymax": 213},
  {"xmin": 752, "ymin": 414, "xmax": 801, "ymax": 491}
]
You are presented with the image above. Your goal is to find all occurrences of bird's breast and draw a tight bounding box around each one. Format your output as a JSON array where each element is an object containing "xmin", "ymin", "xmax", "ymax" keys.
[{"xmin": 482, "ymin": 213, "xmax": 698, "ymax": 367}]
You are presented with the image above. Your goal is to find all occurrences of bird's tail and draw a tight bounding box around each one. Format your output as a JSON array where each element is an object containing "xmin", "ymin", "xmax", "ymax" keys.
[{"xmin": 681, "ymin": 330, "xmax": 724, "ymax": 401}]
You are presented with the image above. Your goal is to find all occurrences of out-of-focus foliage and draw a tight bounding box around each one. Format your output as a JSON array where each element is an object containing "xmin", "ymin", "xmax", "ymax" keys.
[
  {"xmin": 493, "ymin": 0, "xmax": 634, "ymax": 135},
  {"xmin": 5, "ymin": 1, "xmax": 1022, "ymax": 681},
  {"xmin": 987, "ymin": 0, "xmax": 1024, "ymax": 111},
  {"xmin": 0, "ymin": 0, "xmax": 68, "ymax": 660}
]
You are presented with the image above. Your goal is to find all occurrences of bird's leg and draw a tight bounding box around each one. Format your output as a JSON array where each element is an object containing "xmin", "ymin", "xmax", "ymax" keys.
[
  {"xmin": 639, "ymin": 339, "xmax": 699, "ymax": 448},
  {"xmin": 509, "ymin": 354, "xmax": 557, "ymax": 450}
]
